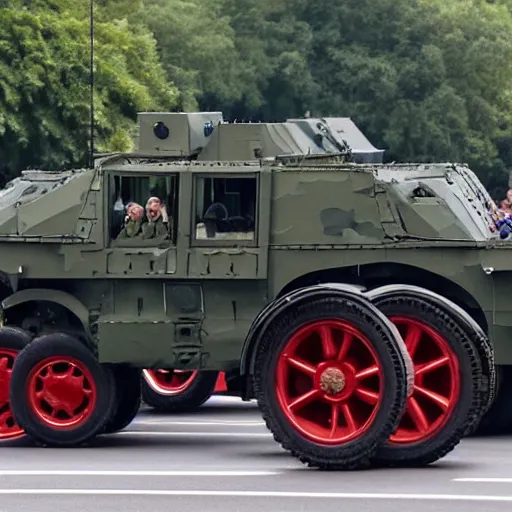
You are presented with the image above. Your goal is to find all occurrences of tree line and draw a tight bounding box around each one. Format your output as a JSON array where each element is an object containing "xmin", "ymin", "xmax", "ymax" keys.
[{"xmin": 1, "ymin": 0, "xmax": 511, "ymax": 198}]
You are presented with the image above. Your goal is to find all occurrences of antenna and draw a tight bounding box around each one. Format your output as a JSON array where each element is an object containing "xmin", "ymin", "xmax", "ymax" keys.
[{"xmin": 89, "ymin": 0, "xmax": 94, "ymax": 167}]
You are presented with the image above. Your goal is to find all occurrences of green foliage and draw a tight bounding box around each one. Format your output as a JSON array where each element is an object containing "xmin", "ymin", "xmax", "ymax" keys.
[
  {"xmin": 133, "ymin": 0, "xmax": 242, "ymax": 111},
  {"xmin": 288, "ymin": 0, "xmax": 512, "ymax": 198},
  {"xmin": 0, "ymin": 2, "xmax": 176, "ymax": 183},
  {"xmin": 2, "ymin": 0, "xmax": 512, "ymax": 199}
]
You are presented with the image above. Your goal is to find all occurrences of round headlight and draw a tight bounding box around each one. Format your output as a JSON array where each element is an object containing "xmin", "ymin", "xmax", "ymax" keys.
[{"xmin": 153, "ymin": 121, "xmax": 169, "ymax": 140}]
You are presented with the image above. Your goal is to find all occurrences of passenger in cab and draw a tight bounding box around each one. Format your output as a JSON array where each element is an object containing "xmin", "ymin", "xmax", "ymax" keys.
[
  {"xmin": 116, "ymin": 202, "xmax": 145, "ymax": 239},
  {"xmin": 142, "ymin": 196, "xmax": 169, "ymax": 239}
]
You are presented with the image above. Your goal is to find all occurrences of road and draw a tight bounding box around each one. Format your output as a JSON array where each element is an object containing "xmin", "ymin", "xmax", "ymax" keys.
[{"xmin": 1, "ymin": 396, "xmax": 512, "ymax": 512}]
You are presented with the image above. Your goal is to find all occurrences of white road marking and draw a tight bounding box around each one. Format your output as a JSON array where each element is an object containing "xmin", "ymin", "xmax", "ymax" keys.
[
  {"xmin": 0, "ymin": 490, "xmax": 511, "ymax": 501},
  {"xmin": 453, "ymin": 477, "xmax": 512, "ymax": 483},
  {"xmin": 133, "ymin": 420, "xmax": 266, "ymax": 427},
  {"xmin": 205, "ymin": 396, "xmax": 257, "ymax": 403},
  {"xmin": 0, "ymin": 470, "xmax": 279, "ymax": 477},
  {"xmin": 113, "ymin": 431, "xmax": 272, "ymax": 438}
]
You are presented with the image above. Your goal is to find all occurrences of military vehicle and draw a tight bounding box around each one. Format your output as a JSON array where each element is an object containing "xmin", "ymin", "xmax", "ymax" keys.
[
  {"xmin": 138, "ymin": 113, "xmax": 387, "ymax": 413},
  {"xmin": 0, "ymin": 110, "xmax": 502, "ymax": 470}
]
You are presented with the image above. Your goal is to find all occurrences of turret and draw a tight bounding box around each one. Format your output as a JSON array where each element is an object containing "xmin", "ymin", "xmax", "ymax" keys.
[{"xmin": 133, "ymin": 111, "xmax": 384, "ymax": 163}]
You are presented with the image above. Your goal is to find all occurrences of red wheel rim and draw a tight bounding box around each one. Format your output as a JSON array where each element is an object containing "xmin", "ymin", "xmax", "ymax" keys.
[
  {"xmin": 276, "ymin": 319, "xmax": 384, "ymax": 445},
  {"xmin": 148, "ymin": 369, "xmax": 198, "ymax": 395},
  {"xmin": 0, "ymin": 349, "xmax": 25, "ymax": 441},
  {"xmin": 26, "ymin": 356, "xmax": 97, "ymax": 429},
  {"xmin": 388, "ymin": 317, "xmax": 460, "ymax": 444}
]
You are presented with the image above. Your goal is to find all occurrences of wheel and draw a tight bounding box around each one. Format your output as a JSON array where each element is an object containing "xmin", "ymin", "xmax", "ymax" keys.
[
  {"xmin": 473, "ymin": 365, "xmax": 512, "ymax": 435},
  {"xmin": 0, "ymin": 327, "xmax": 32, "ymax": 442},
  {"xmin": 104, "ymin": 365, "xmax": 141, "ymax": 434},
  {"xmin": 141, "ymin": 369, "xmax": 218, "ymax": 412},
  {"xmin": 9, "ymin": 332, "xmax": 116, "ymax": 447},
  {"xmin": 253, "ymin": 295, "xmax": 410, "ymax": 470},
  {"xmin": 474, "ymin": 333, "xmax": 496, "ymax": 417},
  {"xmin": 371, "ymin": 295, "xmax": 485, "ymax": 466}
]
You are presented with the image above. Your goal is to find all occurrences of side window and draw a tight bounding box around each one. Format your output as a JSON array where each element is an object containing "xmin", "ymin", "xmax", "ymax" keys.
[
  {"xmin": 109, "ymin": 174, "xmax": 179, "ymax": 245},
  {"xmin": 194, "ymin": 175, "xmax": 257, "ymax": 243}
]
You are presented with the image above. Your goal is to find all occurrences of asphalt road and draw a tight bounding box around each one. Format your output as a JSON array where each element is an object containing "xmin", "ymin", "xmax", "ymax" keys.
[{"xmin": 1, "ymin": 396, "xmax": 512, "ymax": 512}]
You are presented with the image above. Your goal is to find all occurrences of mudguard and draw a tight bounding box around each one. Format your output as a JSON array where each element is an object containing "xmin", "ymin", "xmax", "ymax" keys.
[{"xmin": 1, "ymin": 288, "xmax": 92, "ymax": 338}]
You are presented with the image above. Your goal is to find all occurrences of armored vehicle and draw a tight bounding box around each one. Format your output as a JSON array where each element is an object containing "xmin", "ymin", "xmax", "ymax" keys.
[
  {"xmin": 137, "ymin": 113, "xmax": 387, "ymax": 413},
  {"xmin": 0, "ymin": 111, "xmax": 501, "ymax": 469}
]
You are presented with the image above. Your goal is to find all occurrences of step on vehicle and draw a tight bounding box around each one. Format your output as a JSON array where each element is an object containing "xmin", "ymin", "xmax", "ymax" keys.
[{"xmin": 0, "ymin": 111, "xmax": 501, "ymax": 469}]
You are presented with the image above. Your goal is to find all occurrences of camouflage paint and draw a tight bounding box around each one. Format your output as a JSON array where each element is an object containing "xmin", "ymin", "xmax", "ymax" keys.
[{"xmin": 0, "ymin": 113, "xmax": 510, "ymax": 375}]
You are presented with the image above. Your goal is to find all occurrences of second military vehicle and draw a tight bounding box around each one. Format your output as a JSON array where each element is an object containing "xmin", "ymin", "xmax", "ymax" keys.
[{"xmin": 0, "ymin": 111, "xmax": 502, "ymax": 470}]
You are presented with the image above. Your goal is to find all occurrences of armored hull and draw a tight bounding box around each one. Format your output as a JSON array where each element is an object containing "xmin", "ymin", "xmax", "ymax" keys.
[{"xmin": 0, "ymin": 112, "xmax": 503, "ymax": 468}]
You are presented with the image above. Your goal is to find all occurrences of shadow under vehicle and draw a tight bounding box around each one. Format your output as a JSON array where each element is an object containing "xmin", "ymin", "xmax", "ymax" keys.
[{"xmin": 0, "ymin": 111, "xmax": 506, "ymax": 469}]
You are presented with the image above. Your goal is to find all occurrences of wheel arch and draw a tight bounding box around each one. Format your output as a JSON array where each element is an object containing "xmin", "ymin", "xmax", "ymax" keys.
[
  {"xmin": 277, "ymin": 262, "xmax": 488, "ymax": 334},
  {"xmin": 1, "ymin": 289, "xmax": 92, "ymax": 341}
]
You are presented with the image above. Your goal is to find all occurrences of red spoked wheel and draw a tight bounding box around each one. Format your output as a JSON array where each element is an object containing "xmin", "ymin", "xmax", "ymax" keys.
[
  {"xmin": 388, "ymin": 317, "xmax": 460, "ymax": 444},
  {"xmin": 146, "ymin": 369, "xmax": 199, "ymax": 395},
  {"xmin": 276, "ymin": 320, "xmax": 384, "ymax": 445},
  {"xmin": 0, "ymin": 349, "xmax": 25, "ymax": 441},
  {"xmin": 0, "ymin": 327, "xmax": 33, "ymax": 443},
  {"xmin": 26, "ymin": 356, "xmax": 97, "ymax": 430},
  {"xmin": 253, "ymin": 296, "xmax": 410, "ymax": 470},
  {"xmin": 9, "ymin": 332, "xmax": 116, "ymax": 447},
  {"xmin": 141, "ymin": 368, "xmax": 219, "ymax": 413},
  {"xmin": 371, "ymin": 295, "xmax": 483, "ymax": 467}
]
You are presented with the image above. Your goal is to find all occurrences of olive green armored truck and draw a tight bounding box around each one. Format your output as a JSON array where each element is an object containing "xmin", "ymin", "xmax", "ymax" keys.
[
  {"xmin": 134, "ymin": 113, "xmax": 387, "ymax": 413},
  {"xmin": 0, "ymin": 111, "xmax": 501, "ymax": 470}
]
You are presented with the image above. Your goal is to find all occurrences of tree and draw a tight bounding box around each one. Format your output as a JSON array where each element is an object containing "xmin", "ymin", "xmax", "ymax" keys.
[
  {"xmin": 133, "ymin": 0, "xmax": 244, "ymax": 112},
  {"xmin": 298, "ymin": 0, "xmax": 512, "ymax": 198},
  {"xmin": 216, "ymin": 0, "xmax": 317, "ymax": 120},
  {"xmin": 0, "ymin": 3, "xmax": 177, "ymax": 182}
]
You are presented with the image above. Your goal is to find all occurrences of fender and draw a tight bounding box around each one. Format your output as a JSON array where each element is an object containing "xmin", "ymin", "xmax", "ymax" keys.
[
  {"xmin": 239, "ymin": 282, "xmax": 412, "ymax": 397},
  {"xmin": 365, "ymin": 284, "xmax": 488, "ymax": 339},
  {"xmin": 1, "ymin": 288, "xmax": 92, "ymax": 338}
]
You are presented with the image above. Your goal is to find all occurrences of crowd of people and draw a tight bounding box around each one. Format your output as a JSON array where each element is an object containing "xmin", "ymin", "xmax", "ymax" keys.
[{"xmin": 488, "ymin": 189, "xmax": 512, "ymax": 239}]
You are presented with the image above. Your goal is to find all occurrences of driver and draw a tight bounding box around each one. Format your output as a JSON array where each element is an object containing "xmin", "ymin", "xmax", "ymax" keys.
[
  {"xmin": 142, "ymin": 196, "xmax": 169, "ymax": 239},
  {"xmin": 116, "ymin": 202, "xmax": 145, "ymax": 239}
]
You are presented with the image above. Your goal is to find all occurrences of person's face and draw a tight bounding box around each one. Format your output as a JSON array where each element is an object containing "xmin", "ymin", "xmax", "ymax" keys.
[
  {"xmin": 127, "ymin": 204, "xmax": 144, "ymax": 221},
  {"xmin": 147, "ymin": 199, "xmax": 161, "ymax": 220},
  {"xmin": 507, "ymin": 190, "xmax": 512, "ymax": 203}
]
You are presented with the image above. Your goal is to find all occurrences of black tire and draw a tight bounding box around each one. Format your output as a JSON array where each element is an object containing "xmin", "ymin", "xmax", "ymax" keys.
[
  {"xmin": 9, "ymin": 332, "xmax": 116, "ymax": 447},
  {"xmin": 0, "ymin": 327, "xmax": 33, "ymax": 442},
  {"xmin": 463, "ymin": 336, "xmax": 497, "ymax": 437},
  {"xmin": 475, "ymin": 334, "xmax": 496, "ymax": 416},
  {"xmin": 141, "ymin": 370, "xmax": 218, "ymax": 412},
  {"xmin": 473, "ymin": 365, "xmax": 512, "ymax": 436},
  {"xmin": 371, "ymin": 295, "xmax": 485, "ymax": 467},
  {"xmin": 253, "ymin": 295, "xmax": 410, "ymax": 470},
  {"xmin": 104, "ymin": 365, "xmax": 141, "ymax": 434}
]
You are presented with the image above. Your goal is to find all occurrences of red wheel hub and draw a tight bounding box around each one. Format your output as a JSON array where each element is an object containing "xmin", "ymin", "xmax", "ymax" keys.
[
  {"xmin": 148, "ymin": 369, "xmax": 198, "ymax": 394},
  {"xmin": 0, "ymin": 349, "xmax": 25, "ymax": 441},
  {"xmin": 27, "ymin": 356, "xmax": 97, "ymax": 429},
  {"xmin": 276, "ymin": 319, "xmax": 383, "ymax": 445},
  {"xmin": 388, "ymin": 317, "xmax": 460, "ymax": 444}
]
